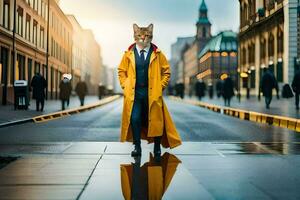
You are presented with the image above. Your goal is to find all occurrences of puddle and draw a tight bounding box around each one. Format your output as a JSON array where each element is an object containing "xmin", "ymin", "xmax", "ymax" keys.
[
  {"xmin": 80, "ymin": 153, "xmax": 212, "ymax": 200},
  {"xmin": 215, "ymin": 142, "xmax": 300, "ymax": 155}
]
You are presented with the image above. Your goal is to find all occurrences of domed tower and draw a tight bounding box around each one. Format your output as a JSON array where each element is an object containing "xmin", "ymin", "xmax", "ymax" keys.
[{"xmin": 196, "ymin": 0, "xmax": 212, "ymax": 50}]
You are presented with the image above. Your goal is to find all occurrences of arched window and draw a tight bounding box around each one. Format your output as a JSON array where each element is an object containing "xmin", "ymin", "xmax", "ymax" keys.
[
  {"xmin": 202, "ymin": 27, "xmax": 206, "ymax": 38},
  {"xmin": 260, "ymin": 38, "xmax": 266, "ymax": 60},
  {"xmin": 268, "ymin": 33, "xmax": 274, "ymax": 57},
  {"xmin": 277, "ymin": 28, "xmax": 283, "ymax": 54}
]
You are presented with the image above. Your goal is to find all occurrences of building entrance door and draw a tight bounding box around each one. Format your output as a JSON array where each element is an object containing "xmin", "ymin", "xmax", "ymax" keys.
[{"xmin": 1, "ymin": 47, "xmax": 9, "ymax": 105}]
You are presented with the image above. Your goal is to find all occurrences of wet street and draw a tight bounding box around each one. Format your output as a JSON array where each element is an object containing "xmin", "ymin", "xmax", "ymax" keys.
[
  {"xmin": 0, "ymin": 97, "xmax": 298, "ymax": 144},
  {"xmin": 0, "ymin": 98, "xmax": 300, "ymax": 199}
]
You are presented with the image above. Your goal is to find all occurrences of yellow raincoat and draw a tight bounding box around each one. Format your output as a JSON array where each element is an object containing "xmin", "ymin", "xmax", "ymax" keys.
[{"xmin": 118, "ymin": 43, "xmax": 182, "ymax": 149}]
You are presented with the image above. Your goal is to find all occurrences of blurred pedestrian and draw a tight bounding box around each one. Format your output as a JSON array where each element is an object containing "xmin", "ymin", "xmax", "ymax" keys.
[
  {"xmin": 222, "ymin": 76, "xmax": 234, "ymax": 106},
  {"xmin": 195, "ymin": 79, "xmax": 206, "ymax": 101},
  {"xmin": 260, "ymin": 68, "xmax": 279, "ymax": 109},
  {"xmin": 216, "ymin": 80, "xmax": 223, "ymax": 98},
  {"xmin": 59, "ymin": 77, "xmax": 72, "ymax": 110},
  {"xmin": 292, "ymin": 70, "xmax": 300, "ymax": 110},
  {"xmin": 75, "ymin": 80, "xmax": 88, "ymax": 106},
  {"xmin": 178, "ymin": 83, "xmax": 185, "ymax": 99},
  {"xmin": 208, "ymin": 83, "xmax": 213, "ymax": 99},
  {"xmin": 98, "ymin": 83, "xmax": 105, "ymax": 100},
  {"xmin": 31, "ymin": 73, "xmax": 47, "ymax": 111}
]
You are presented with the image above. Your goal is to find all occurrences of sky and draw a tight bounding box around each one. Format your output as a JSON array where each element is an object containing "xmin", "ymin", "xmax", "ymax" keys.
[{"xmin": 59, "ymin": 0, "xmax": 240, "ymax": 68}]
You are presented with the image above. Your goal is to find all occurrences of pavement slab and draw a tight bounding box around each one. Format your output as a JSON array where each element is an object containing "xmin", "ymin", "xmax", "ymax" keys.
[{"xmin": 0, "ymin": 142, "xmax": 299, "ymax": 199}]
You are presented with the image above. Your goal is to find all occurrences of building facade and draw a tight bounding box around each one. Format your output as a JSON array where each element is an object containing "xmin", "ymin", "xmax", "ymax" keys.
[
  {"xmin": 83, "ymin": 29, "xmax": 102, "ymax": 95},
  {"xmin": 0, "ymin": 0, "xmax": 72, "ymax": 104},
  {"xmin": 238, "ymin": 0, "xmax": 299, "ymax": 95},
  {"xmin": 66, "ymin": 15, "xmax": 84, "ymax": 87},
  {"xmin": 198, "ymin": 31, "xmax": 238, "ymax": 86},
  {"xmin": 169, "ymin": 36, "xmax": 194, "ymax": 86},
  {"xmin": 182, "ymin": 0, "xmax": 212, "ymax": 95}
]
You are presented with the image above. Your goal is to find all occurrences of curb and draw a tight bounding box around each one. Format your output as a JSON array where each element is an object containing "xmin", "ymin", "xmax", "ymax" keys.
[
  {"xmin": 170, "ymin": 96, "xmax": 300, "ymax": 133},
  {"xmin": 0, "ymin": 95, "xmax": 120, "ymax": 128}
]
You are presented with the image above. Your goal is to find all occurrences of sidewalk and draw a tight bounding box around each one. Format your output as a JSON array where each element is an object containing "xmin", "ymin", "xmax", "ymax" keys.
[
  {"xmin": 0, "ymin": 96, "xmax": 100, "ymax": 124},
  {"xmin": 0, "ymin": 142, "xmax": 300, "ymax": 199},
  {"xmin": 186, "ymin": 95, "xmax": 300, "ymax": 119}
]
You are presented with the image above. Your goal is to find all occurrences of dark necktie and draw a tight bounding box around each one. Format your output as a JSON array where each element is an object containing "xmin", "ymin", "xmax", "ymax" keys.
[{"xmin": 140, "ymin": 50, "xmax": 145, "ymax": 62}]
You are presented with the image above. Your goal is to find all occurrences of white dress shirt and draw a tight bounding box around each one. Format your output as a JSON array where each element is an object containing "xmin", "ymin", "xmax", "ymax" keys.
[{"xmin": 135, "ymin": 45, "xmax": 151, "ymax": 60}]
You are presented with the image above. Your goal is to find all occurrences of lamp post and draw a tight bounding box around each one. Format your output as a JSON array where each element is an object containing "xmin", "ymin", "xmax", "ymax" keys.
[
  {"xmin": 12, "ymin": 0, "xmax": 17, "ymax": 84},
  {"xmin": 237, "ymin": 68, "xmax": 241, "ymax": 102},
  {"xmin": 46, "ymin": 0, "xmax": 50, "ymax": 100}
]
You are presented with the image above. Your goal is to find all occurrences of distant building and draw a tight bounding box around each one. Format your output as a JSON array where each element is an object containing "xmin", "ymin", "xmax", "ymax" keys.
[
  {"xmin": 198, "ymin": 31, "xmax": 238, "ymax": 86},
  {"xmin": 170, "ymin": 37, "xmax": 194, "ymax": 86},
  {"xmin": 82, "ymin": 30, "xmax": 103, "ymax": 95},
  {"xmin": 66, "ymin": 15, "xmax": 85, "ymax": 87},
  {"xmin": 238, "ymin": 0, "xmax": 299, "ymax": 95},
  {"xmin": 0, "ymin": 0, "xmax": 72, "ymax": 104},
  {"xmin": 182, "ymin": 0, "xmax": 212, "ymax": 95},
  {"xmin": 67, "ymin": 15, "xmax": 103, "ymax": 94}
]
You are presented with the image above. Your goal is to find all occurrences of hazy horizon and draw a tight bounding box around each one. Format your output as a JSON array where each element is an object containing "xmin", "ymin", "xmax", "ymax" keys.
[{"xmin": 59, "ymin": 0, "xmax": 239, "ymax": 68}]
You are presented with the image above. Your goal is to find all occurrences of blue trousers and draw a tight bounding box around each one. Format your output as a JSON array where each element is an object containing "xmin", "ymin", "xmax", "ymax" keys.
[
  {"xmin": 131, "ymin": 88, "xmax": 148, "ymax": 146},
  {"xmin": 130, "ymin": 88, "xmax": 162, "ymax": 147}
]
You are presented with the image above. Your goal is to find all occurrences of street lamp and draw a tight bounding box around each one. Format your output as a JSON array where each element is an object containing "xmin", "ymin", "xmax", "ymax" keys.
[
  {"xmin": 46, "ymin": 0, "xmax": 50, "ymax": 99},
  {"xmin": 12, "ymin": 0, "xmax": 17, "ymax": 83}
]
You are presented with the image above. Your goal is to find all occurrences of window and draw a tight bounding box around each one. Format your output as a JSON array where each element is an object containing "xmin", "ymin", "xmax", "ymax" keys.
[
  {"xmin": 41, "ymin": 1, "xmax": 44, "ymax": 18},
  {"xmin": 38, "ymin": 0, "xmax": 41, "ymax": 15},
  {"xmin": 33, "ymin": 20, "xmax": 38, "ymax": 45},
  {"xmin": 34, "ymin": 0, "xmax": 38, "ymax": 11},
  {"xmin": 40, "ymin": 27, "xmax": 44, "ymax": 48},
  {"xmin": 3, "ymin": 1, "xmax": 10, "ymax": 29},
  {"xmin": 268, "ymin": 33, "xmax": 274, "ymax": 57},
  {"xmin": 16, "ymin": 7, "xmax": 24, "ymax": 36},
  {"xmin": 202, "ymin": 27, "xmax": 206, "ymax": 38},
  {"xmin": 25, "ymin": 14, "xmax": 31, "ymax": 41},
  {"xmin": 277, "ymin": 29, "xmax": 283, "ymax": 54},
  {"xmin": 260, "ymin": 38, "xmax": 266, "ymax": 60}
]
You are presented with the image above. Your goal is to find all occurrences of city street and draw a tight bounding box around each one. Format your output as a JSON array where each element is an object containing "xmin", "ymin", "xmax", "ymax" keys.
[
  {"xmin": 1, "ymin": 0, "xmax": 300, "ymax": 198},
  {"xmin": 0, "ymin": 98, "xmax": 300, "ymax": 199},
  {"xmin": 0, "ymin": 97, "xmax": 298, "ymax": 143}
]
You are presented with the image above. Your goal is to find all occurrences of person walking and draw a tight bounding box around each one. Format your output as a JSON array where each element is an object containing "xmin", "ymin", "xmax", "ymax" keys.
[
  {"xmin": 222, "ymin": 76, "xmax": 234, "ymax": 106},
  {"xmin": 260, "ymin": 68, "xmax": 279, "ymax": 109},
  {"xmin": 118, "ymin": 24, "xmax": 181, "ymax": 158},
  {"xmin": 292, "ymin": 70, "xmax": 300, "ymax": 110},
  {"xmin": 75, "ymin": 80, "xmax": 88, "ymax": 106},
  {"xmin": 31, "ymin": 73, "xmax": 47, "ymax": 111},
  {"xmin": 195, "ymin": 79, "xmax": 206, "ymax": 101},
  {"xmin": 216, "ymin": 80, "xmax": 223, "ymax": 98},
  {"xmin": 59, "ymin": 77, "xmax": 72, "ymax": 110}
]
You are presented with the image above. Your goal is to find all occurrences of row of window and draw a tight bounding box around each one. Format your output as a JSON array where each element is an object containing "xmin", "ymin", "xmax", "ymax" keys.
[
  {"xmin": 0, "ymin": 46, "xmax": 64, "ymax": 94},
  {"xmin": 16, "ymin": 6, "xmax": 46, "ymax": 49},
  {"xmin": 240, "ymin": 0, "xmax": 283, "ymax": 27},
  {"xmin": 1, "ymin": 1, "xmax": 71, "ymax": 65},
  {"xmin": 241, "ymin": 31, "xmax": 283, "ymax": 65},
  {"xmin": 51, "ymin": 11, "xmax": 71, "ymax": 48},
  {"xmin": 25, "ymin": 0, "xmax": 48, "ymax": 21},
  {"xmin": 51, "ymin": 37, "xmax": 70, "ymax": 66}
]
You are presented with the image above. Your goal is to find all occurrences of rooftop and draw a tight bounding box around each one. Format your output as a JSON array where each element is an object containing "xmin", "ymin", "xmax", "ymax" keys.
[{"xmin": 198, "ymin": 31, "xmax": 238, "ymax": 58}]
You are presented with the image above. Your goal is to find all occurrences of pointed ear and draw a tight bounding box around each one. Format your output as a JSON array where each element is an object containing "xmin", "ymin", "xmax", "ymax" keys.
[
  {"xmin": 133, "ymin": 24, "xmax": 139, "ymax": 32},
  {"xmin": 148, "ymin": 24, "xmax": 154, "ymax": 32}
]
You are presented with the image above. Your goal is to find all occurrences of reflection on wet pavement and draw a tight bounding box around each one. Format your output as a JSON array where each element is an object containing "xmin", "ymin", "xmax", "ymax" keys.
[
  {"xmin": 1, "ymin": 142, "xmax": 300, "ymax": 199},
  {"xmin": 120, "ymin": 153, "xmax": 181, "ymax": 200}
]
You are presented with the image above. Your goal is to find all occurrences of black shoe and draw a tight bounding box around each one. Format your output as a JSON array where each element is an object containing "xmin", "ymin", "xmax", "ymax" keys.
[{"xmin": 131, "ymin": 146, "xmax": 141, "ymax": 157}]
